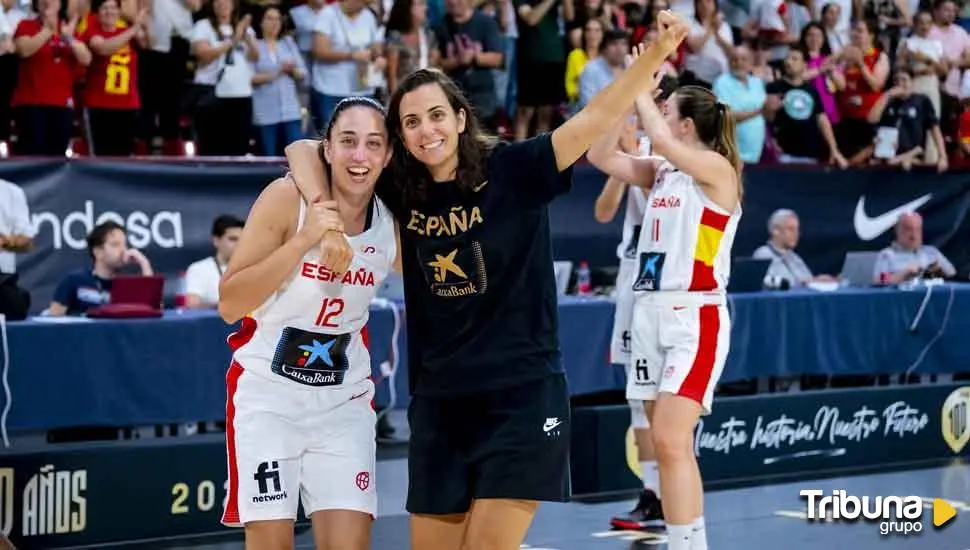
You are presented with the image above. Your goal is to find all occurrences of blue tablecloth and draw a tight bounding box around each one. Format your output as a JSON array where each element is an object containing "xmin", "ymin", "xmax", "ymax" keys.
[{"xmin": 5, "ymin": 285, "xmax": 970, "ymax": 433}]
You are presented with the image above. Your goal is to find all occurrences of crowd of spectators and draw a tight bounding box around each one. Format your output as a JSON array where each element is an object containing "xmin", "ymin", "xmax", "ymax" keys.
[{"xmin": 2, "ymin": 0, "xmax": 970, "ymax": 169}]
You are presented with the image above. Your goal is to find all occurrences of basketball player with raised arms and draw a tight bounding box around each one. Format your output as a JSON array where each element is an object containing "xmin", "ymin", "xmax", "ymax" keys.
[
  {"xmin": 595, "ymin": 73, "xmax": 677, "ymax": 532},
  {"xmin": 285, "ymin": 15, "xmax": 689, "ymax": 550},
  {"xmin": 217, "ymin": 97, "xmax": 398, "ymax": 550},
  {"xmin": 587, "ymin": 49, "xmax": 743, "ymax": 550}
]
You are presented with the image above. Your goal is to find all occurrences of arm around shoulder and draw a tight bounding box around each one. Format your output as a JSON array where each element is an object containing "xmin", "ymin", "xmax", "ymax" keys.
[{"xmin": 218, "ymin": 178, "xmax": 306, "ymax": 323}]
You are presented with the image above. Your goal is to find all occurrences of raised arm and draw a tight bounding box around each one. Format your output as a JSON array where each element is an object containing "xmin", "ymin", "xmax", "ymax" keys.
[
  {"xmin": 549, "ymin": 10, "xmax": 688, "ymax": 171},
  {"xmin": 284, "ymin": 139, "xmax": 355, "ymax": 272},
  {"xmin": 218, "ymin": 177, "xmax": 342, "ymax": 323},
  {"xmin": 634, "ymin": 91, "xmax": 738, "ymax": 201},
  {"xmin": 587, "ymin": 110, "xmax": 659, "ymax": 188}
]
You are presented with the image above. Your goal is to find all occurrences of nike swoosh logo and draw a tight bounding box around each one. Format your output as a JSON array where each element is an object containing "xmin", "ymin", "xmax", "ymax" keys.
[
  {"xmin": 853, "ymin": 194, "xmax": 932, "ymax": 241},
  {"xmin": 350, "ymin": 390, "xmax": 369, "ymax": 401},
  {"xmin": 543, "ymin": 421, "xmax": 562, "ymax": 432}
]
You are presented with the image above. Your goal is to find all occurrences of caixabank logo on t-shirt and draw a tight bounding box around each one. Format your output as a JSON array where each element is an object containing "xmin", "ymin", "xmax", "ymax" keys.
[
  {"xmin": 420, "ymin": 242, "xmax": 487, "ymax": 298},
  {"xmin": 271, "ymin": 327, "xmax": 351, "ymax": 386}
]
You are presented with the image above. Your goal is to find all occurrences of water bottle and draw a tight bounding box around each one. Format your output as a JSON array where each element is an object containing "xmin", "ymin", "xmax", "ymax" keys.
[
  {"xmin": 174, "ymin": 271, "xmax": 188, "ymax": 310},
  {"xmin": 576, "ymin": 261, "xmax": 592, "ymax": 296}
]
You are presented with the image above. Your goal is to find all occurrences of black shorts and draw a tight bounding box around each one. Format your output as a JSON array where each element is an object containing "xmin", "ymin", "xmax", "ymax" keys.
[
  {"xmin": 406, "ymin": 373, "xmax": 571, "ymax": 515},
  {"xmin": 516, "ymin": 60, "xmax": 566, "ymax": 107}
]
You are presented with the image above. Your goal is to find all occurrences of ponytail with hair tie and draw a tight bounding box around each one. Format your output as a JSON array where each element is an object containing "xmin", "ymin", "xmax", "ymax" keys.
[{"xmin": 714, "ymin": 102, "xmax": 726, "ymax": 130}]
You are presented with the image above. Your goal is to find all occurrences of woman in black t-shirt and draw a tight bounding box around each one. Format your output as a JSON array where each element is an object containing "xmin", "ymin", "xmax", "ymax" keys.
[{"xmin": 286, "ymin": 12, "xmax": 689, "ymax": 549}]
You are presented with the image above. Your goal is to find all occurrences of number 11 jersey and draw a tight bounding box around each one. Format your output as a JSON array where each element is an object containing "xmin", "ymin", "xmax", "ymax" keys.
[{"xmin": 230, "ymin": 197, "xmax": 397, "ymax": 389}]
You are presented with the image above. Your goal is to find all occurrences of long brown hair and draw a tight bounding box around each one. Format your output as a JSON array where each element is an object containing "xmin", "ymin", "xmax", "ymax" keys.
[
  {"xmin": 384, "ymin": 69, "xmax": 497, "ymax": 211},
  {"xmin": 675, "ymin": 85, "xmax": 743, "ymax": 196}
]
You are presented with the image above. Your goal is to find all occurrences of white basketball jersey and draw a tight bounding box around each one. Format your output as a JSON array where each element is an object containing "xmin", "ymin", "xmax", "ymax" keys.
[
  {"xmin": 616, "ymin": 186, "xmax": 647, "ymax": 262},
  {"xmin": 231, "ymin": 198, "xmax": 397, "ymax": 388},
  {"xmin": 615, "ymin": 137, "xmax": 653, "ymax": 262},
  {"xmin": 632, "ymin": 161, "xmax": 741, "ymax": 293}
]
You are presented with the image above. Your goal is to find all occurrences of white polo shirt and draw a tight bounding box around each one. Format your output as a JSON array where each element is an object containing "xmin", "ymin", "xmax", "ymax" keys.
[
  {"xmin": 185, "ymin": 256, "xmax": 225, "ymax": 306},
  {"xmin": 0, "ymin": 179, "xmax": 35, "ymax": 274}
]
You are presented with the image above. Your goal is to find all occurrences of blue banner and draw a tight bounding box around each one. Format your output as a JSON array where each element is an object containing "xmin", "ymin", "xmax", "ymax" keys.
[{"xmin": 1, "ymin": 160, "xmax": 969, "ymax": 313}]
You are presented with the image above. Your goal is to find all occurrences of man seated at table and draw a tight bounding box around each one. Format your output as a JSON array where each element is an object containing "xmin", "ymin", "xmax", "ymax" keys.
[
  {"xmin": 183, "ymin": 214, "xmax": 243, "ymax": 309},
  {"xmin": 0, "ymin": 178, "xmax": 34, "ymax": 274},
  {"xmin": 752, "ymin": 208, "xmax": 835, "ymax": 288},
  {"xmin": 874, "ymin": 212, "xmax": 956, "ymax": 285},
  {"xmin": 47, "ymin": 221, "xmax": 154, "ymax": 316}
]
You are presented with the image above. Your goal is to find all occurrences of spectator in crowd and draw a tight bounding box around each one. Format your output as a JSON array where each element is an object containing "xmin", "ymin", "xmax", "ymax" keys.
[
  {"xmin": 0, "ymin": 178, "xmax": 33, "ymax": 274},
  {"xmin": 251, "ymin": 6, "xmax": 306, "ymax": 156},
  {"xmin": 567, "ymin": 0, "xmax": 619, "ymax": 48},
  {"xmin": 289, "ymin": 0, "xmax": 324, "ymax": 68},
  {"xmin": 867, "ymin": 68, "xmax": 948, "ymax": 171},
  {"xmin": 385, "ymin": 0, "xmax": 439, "ymax": 95},
  {"xmin": 753, "ymin": 208, "xmax": 834, "ymax": 288},
  {"xmin": 0, "ymin": 0, "xmax": 25, "ymax": 150},
  {"xmin": 289, "ymin": 0, "xmax": 326, "ymax": 131},
  {"xmin": 435, "ymin": 0, "xmax": 504, "ymax": 129},
  {"xmin": 83, "ymin": 0, "xmax": 151, "ymax": 156},
  {"xmin": 753, "ymin": 0, "xmax": 811, "ymax": 68},
  {"xmin": 184, "ymin": 214, "xmax": 243, "ymax": 309},
  {"xmin": 47, "ymin": 220, "xmax": 154, "ymax": 316},
  {"xmin": 311, "ymin": 0, "xmax": 384, "ymax": 131},
  {"xmin": 682, "ymin": 0, "xmax": 733, "ymax": 88},
  {"xmin": 513, "ymin": 0, "xmax": 572, "ymax": 140},
  {"xmin": 565, "ymin": 16, "xmax": 603, "ymax": 105},
  {"xmin": 713, "ymin": 44, "xmax": 766, "ymax": 163},
  {"xmin": 834, "ymin": 18, "xmax": 889, "ymax": 164},
  {"xmin": 190, "ymin": 0, "xmax": 258, "ymax": 156},
  {"xmin": 874, "ymin": 211, "xmax": 956, "ymax": 284},
  {"xmin": 897, "ymin": 10, "xmax": 944, "ymax": 127},
  {"xmin": 861, "ymin": 0, "xmax": 910, "ymax": 57},
  {"xmin": 799, "ymin": 22, "xmax": 842, "ymax": 124},
  {"xmin": 764, "ymin": 47, "xmax": 847, "ymax": 166},
  {"xmin": 577, "ymin": 28, "xmax": 628, "ymax": 108},
  {"xmin": 819, "ymin": 1, "xmax": 847, "ymax": 52},
  {"xmin": 626, "ymin": 0, "xmax": 662, "ymax": 45},
  {"xmin": 928, "ymin": 0, "xmax": 969, "ymax": 136},
  {"xmin": 141, "ymin": 0, "xmax": 199, "ymax": 155},
  {"xmin": 493, "ymin": 0, "xmax": 518, "ymax": 122},
  {"xmin": 750, "ymin": 42, "xmax": 780, "ymax": 83},
  {"xmin": 11, "ymin": 0, "xmax": 92, "ymax": 156}
]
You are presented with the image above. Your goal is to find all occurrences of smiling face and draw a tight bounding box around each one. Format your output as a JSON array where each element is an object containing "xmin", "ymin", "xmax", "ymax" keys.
[
  {"xmin": 323, "ymin": 105, "xmax": 391, "ymax": 199},
  {"xmin": 397, "ymin": 82, "xmax": 466, "ymax": 180}
]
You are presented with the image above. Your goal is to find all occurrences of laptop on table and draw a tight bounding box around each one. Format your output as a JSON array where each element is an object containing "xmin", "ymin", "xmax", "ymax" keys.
[
  {"xmin": 87, "ymin": 275, "xmax": 165, "ymax": 318},
  {"xmin": 727, "ymin": 258, "xmax": 771, "ymax": 293}
]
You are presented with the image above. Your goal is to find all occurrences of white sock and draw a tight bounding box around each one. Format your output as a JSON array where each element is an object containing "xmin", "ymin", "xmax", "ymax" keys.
[
  {"xmin": 666, "ymin": 523, "xmax": 692, "ymax": 550},
  {"xmin": 690, "ymin": 516, "xmax": 708, "ymax": 550},
  {"xmin": 640, "ymin": 460, "xmax": 660, "ymax": 497}
]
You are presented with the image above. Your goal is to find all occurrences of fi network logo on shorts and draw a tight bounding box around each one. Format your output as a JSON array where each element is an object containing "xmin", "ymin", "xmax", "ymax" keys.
[{"xmin": 800, "ymin": 490, "xmax": 958, "ymax": 536}]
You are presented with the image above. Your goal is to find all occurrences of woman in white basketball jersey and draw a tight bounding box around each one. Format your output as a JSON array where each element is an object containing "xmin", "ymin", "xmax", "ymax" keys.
[
  {"xmin": 588, "ymin": 65, "xmax": 742, "ymax": 550},
  {"xmin": 217, "ymin": 97, "xmax": 398, "ymax": 550},
  {"xmin": 596, "ymin": 74, "xmax": 678, "ymax": 532}
]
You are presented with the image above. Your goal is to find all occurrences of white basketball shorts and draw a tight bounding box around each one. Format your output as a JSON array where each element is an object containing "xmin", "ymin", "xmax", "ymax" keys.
[
  {"xmin": 221, "ymin": 361, "xmax": 377, "ymax": 526},
  {"xmin": 610, "ymin": 258, "xmax": 639, "ymax": 366},
  {"xmin": 627, "ymin": 292, "xmax": 730, "ymax": 415}
]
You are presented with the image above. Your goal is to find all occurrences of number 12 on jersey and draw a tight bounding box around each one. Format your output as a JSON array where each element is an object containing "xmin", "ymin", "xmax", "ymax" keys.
[{"xmin": 315, "ymin": 297, "xmax": 345, "ymax": 328}]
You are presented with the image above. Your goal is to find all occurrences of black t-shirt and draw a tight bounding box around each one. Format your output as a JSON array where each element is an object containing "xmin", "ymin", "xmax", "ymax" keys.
[
  {"xmin": 52, "ymin": 269, "xmax": 112, "ymax": 315},
  {"xmin": 766, "ymin": 79, "xmax": 825, "ymax": 160},
  {"xmin": 434, "ymin": 11, "xmax": 503, "ymax": 120},
  {"xmin": 878, "ymin": 93, "xmax": 938, "ymax": 155},
  {"xmin": 378, "ymin": 134, "xmax": 573, "ymax": 395}
]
